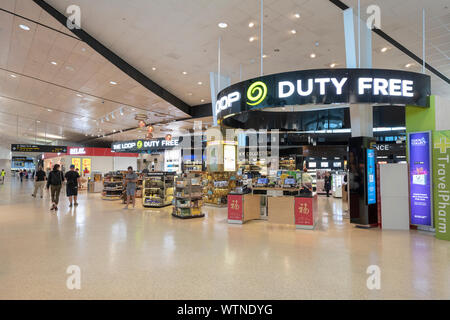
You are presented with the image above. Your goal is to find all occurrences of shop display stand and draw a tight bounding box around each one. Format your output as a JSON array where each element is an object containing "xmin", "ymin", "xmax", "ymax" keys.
[
  {"xmin": 203, "ymin": 172, "xmax": 236, "ymax": 207},
  {"xmin": 172, "ymin": 173, "xmax": 204, "ymax": 219},
  {"xmin": 102, "ymin": 172, "xmax": 124, "ymax": 200},
  {"xmin": 142, "ymin": 172, "xmax": 175, "ymax": 207}
]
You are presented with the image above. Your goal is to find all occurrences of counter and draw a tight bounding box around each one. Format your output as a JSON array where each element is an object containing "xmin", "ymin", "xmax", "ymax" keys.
[{"xmin": 227, "ymin": 188, "xmax": 318, "ymax": 229}]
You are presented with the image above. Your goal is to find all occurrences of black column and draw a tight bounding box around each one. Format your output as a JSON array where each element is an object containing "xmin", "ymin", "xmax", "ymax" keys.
[{"xmin": 348, "ymin": 137, "xmax": 378, "ymax": 227}]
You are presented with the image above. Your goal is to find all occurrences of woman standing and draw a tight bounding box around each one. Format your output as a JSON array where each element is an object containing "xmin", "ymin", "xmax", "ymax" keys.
[
  {"xmin": 324, "ymin": 172, "xmax": 332, "ymax": 197},
  {"xmin": 46, "ymin": 164, "xmax": 64, "ymax": 211}
]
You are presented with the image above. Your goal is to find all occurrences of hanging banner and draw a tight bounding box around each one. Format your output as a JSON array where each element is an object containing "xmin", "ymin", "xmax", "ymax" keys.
[
  {"xmin": 71, "ymin": 158, "xmax": 81, "ymax": 171},
  {"xmin": 433, "ymin": 130, "xmax": 450, "ymax": 241},
  {"xmin": 408, "ymin": 131, "xmax": 433, "ymax": 227},
  {"xmin": 82, "ymin": 158, "xmax": 92, "ymax": 176}
]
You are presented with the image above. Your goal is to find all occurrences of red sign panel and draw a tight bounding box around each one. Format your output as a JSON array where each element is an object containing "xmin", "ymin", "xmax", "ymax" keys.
[
  {"xmin": 294, "ymin": 197, "xmax": 314, "ymax": 226},
  {"xmin": 228, "ymin": 194, "xmax": 243, "ymax": 221}
]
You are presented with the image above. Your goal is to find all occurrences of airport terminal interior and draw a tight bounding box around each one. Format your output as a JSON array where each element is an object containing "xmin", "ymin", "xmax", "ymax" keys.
[{"xmin": 0, "ymin": 0, "xmax": 449, "ymax": 300}]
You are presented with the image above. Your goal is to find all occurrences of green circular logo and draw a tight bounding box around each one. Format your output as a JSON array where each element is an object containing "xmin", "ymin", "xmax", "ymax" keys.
[
  {"xmin": 137, "ymin": 140, "xmax": 143, "ymax": 149},
  {"xmin": 246, "ymin": 81, "xmax": 267, "ymax": 106}
]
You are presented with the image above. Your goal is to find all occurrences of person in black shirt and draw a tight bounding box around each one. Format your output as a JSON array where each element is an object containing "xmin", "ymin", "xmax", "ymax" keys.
[
  {"xmin": 47, "ymin": 164, "xmax": 64, "ymax": 211},
  {"xmin": 65, "ymin": 164, "xmax": 81, "ymax": 207},
  {"xmin": 32, "ymin": 166, "xmax": 47, "ymax": 198}
]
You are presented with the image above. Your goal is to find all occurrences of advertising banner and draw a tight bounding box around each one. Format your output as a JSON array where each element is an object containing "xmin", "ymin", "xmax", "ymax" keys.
[
  {"xmin": 366, "ymin": 149, "xmax": 376, "ymax": 205},
  {"xmin": 294, "ymin": 197, "xmax": 314, "ymax": 226},
  {"xmin": 11, "ymin": 144, "xmax": 67, "ymax": 153},
  {"xmin": 71, "ymin": 158, "xmax": 81, "ymax": 171},
  {"xmin": 433, "ymin": 130, "xmax": 450, "ymax": 240},
  {"xmin": 408, "ymin": 131, "xmax": 433, "ymax": 227},
  {"xmin": 227, "ymin": 195, "xmax": 243, "ymax": 221},
  {"xmin": 82, "ymin": 158, "xmax": 92, "ymax": 176}
]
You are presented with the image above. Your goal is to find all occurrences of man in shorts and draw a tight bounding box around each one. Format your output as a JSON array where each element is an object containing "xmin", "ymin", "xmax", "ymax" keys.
[
  {"xmin": 65, "ymin": 164, "xmax": 81, "ymax": 207},
  {"xmin": 124, "ymin": 166, "xmax": 138, "ymax": 209}
]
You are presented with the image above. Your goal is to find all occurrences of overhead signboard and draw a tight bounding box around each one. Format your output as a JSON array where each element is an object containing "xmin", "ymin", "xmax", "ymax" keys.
[
  {"xmin": 111, "ymin": 137, "xmax": 182, "ymax": 153},
  {"xmin": 11, "ymin": 144, "xmax": 67, "ymax": 153},
  {"xmin": 216, "ymin": 68, "xmax": 431, "ymax": 120},
  {"xmin": 408, "ymin": 131, "xmax": 433, "ymax": 227}
]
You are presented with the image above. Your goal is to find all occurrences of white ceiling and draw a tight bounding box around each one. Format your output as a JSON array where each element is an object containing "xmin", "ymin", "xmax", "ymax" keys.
[{"xmin": 0, "ymin": 0, "xmax": 448, "ymax": 146}]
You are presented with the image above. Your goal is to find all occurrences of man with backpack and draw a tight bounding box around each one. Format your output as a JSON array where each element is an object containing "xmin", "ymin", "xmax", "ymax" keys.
[{"xmin": 46, "ymin": 164, "xmax": 64, "ymax": 211}]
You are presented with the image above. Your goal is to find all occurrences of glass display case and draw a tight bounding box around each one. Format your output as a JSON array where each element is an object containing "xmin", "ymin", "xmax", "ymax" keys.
[{"xmin": 142, "ymin": 172, "xmax": 175, "ymax": 207}]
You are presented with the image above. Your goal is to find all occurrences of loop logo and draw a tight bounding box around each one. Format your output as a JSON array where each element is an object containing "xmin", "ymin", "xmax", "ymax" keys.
[
  {"xmin": 247, "ymin": 81, "xmax": 267, "ymax": 106},
  {"xmin": 137, "ymin": 140, "xmax": 143, "ymax": 149}
]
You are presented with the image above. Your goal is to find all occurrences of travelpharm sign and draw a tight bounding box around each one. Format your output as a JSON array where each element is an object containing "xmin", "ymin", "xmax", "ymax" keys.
[
  {"xmin": 111, "ymin": 137, "xmax": 181, "ymax": 153},
  {"xmin": 433, "ymin": 130, "xmax": 450, "ymax": 241},
  {"xmin": 216, "ymin": 68, "xmax": 430, "ymax": 119}
]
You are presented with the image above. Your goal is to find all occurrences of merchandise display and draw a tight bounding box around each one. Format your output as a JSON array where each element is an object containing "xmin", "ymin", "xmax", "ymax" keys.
[
  {"xmin": 142, "ymin": 172, "xmax": 175, "ymax": 207},
  {"xmin": 173, "ymin": 173, "xmax": 204, "ymax": 219},
  {"xmin": 202, "ymin": 172, "xmax": 237, "ymax": 206},
  {"xmin": 182, "ymin": 160, "xmax": 203, "ymax": 172},
  {"xmin": 102, "ymin": 172, "xmax": 124, "ymax": 200},
  {"xmin": 279, "ymin": 157, "xmax": 296, "ymax": 171}
]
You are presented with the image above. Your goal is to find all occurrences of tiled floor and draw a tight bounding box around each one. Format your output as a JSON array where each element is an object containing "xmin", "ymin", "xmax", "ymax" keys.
[{"xmin": 0, "ymin": 178, "xmax": 449, "ymax": 299}]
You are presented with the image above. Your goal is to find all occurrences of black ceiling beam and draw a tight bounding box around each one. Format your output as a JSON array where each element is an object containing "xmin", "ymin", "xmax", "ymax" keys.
[
  {"xmin": 329, "ymin": 0, "xmax": 450, "ymax": 85},
  {"xmin": 32, "ymin": 0, "xmax": 192, "ymax": 115}
]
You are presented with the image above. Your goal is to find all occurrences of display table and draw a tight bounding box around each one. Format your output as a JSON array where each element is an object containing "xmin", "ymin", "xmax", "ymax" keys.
[{"xmin": 227, "ymin": 189, "xmax": 318, "ymax": 229}]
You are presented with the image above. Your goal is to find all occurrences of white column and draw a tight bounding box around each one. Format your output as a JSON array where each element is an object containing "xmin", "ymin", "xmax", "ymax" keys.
[{"xmin": 350, "ymin": 104, "xmax": 373, "ymax": 137}]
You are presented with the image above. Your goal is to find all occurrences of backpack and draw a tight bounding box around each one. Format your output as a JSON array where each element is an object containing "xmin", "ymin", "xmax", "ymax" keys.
[{"xmin": 49, "ymin": 171, "xmax": 63, "ymax": 185}]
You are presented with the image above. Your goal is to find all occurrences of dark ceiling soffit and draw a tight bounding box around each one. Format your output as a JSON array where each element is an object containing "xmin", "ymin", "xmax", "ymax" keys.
[
  {"xmin": 329, "ymin": 0, "xmax": 450, "ymax": 85},
  {"xmin": 190, "ymin": 103, "xmax": 213, "ymax": 118},
  {"xmin": 32, "ymin": 0, "xmax": 192, "ymax": 115}
]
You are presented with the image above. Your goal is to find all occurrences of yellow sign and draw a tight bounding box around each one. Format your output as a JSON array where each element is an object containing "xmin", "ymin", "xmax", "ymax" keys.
[
  {"xmin": 82, "ymin": 158, "xmax": 91, "ymax": 176},
  {"xmin": 71, "ymin": 158, "xmax": 81, "ymax": 171}
]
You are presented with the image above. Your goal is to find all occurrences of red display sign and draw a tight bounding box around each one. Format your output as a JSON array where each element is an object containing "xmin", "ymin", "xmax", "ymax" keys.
[
  {"xmin": 228, "ymin": 195, "xmax": 243, "ymax": 221},
  {"xmin": 294, "ymin": 197, "xmax": 314, "ymax": 226},
  {"xmin": 43, "ymin": 147, "xmax": 138, "ymax": 159}
]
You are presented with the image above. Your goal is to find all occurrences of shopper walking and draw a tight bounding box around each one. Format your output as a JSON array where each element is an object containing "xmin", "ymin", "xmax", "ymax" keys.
[
  {"xmin": 324, "ymin": 172, "xmax": 332, "ymax": 197},
  {"xmin": 46, "ymin": 164, "xmax": 64, "ymax": 211},
  {"xmin": 1, "ymin": 169, "xmax": 5, "ymax": 184},
  {"xmin": 19, "ymin": 170, "xmax": 23, "ymax": 182},
  {"xmin": 65, "ymin": 164, "xmax": 81, "ymax": 207},
  {"xmin": 124, "ymin": 166, "xmax": 138, "ymax": 209},
  {"xmin": 32, "ymin": 166, "xmax": 46, "ymax": 198}
]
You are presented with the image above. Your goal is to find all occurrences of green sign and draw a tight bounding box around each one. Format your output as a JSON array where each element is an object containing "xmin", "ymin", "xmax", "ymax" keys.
[{"xmin": 433, "ymin": 130, "xmax": 450, "ymax": 241}]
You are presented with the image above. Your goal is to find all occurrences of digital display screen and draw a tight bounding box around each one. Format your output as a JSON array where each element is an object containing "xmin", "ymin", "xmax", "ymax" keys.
[
  {"xmin": 257, "ymin": 178, "xmax": 268, "ymax": 185},
  {"xmin": 366, "ymin": 149, "xmax": 376, "ymax": 205},
  {"xmin": 408, "ymin": 132, "xmax": 432, "ymax": 226},
  {"xmin": 333, "ymin": 162, "xmax": 342, "ymax": 167},
  {"xmin": 308, "ymin": 162, "xmax": 317, "ymax": 168},
  {"xmin": 321, "ymin": 162, "xmax": 329, "ymax": 168},
  {"xmin": 284, "ymin": 178, "xmax": 296, "ymax": 185}
]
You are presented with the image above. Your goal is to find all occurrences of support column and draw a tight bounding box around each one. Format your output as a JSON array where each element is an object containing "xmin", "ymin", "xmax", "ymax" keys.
[{"xmin": 349, "ymin": 104, "xmax": 373, "ymax": 137}]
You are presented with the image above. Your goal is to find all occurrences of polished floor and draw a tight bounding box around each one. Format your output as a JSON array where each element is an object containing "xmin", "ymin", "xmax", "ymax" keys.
[{"xmin": 0, "ymin": 178, "xmax": 449, "ymax": 300}]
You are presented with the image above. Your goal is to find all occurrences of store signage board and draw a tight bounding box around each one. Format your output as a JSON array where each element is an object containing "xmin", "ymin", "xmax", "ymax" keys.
[
  {"xmin": 11, "ymin": 144, "xmax": 67, "ymax": 153},
  {"xmin": 408, "ymin": 131, "xmax": 433, "ymax": 227},
  {"xmin": 69, "ymin": 147, "xmax": 86, "ymax": 155},
  {"xmin": 111, "ymin": 138, "xmax": 182, "ymax": 153},
  {"xmin": 228, "ymin": 194, "xmax": 243, "ymax": 222},
  {"xmin": 216, "ymin": 68, "xmax": 430, "ymax": 120},
  {"xmin": 366, "ymin": 149, "xmax": 376, "ymax": 205},
  {"xmin": 433, "ymin": 130, "xmax": 450, "ymax": 240},
  {"xmin": 294, "ymin": 197, "xmax": 314, "ymax": 228}
]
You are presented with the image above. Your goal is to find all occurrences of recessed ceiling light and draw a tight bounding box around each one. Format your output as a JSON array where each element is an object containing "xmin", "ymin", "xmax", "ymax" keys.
[
  {"xmin": 182, "ymin": 71, "xmax": 187, "ymax": 75},
  {"xmin": 201, "ymin": 99, "xmax": 205, "ymax": 103},
  {"xmin": 249, "ymin": 22, "xmax": 255, "ymax": 28},
  {"xmin": 197, "ymin": 81, "xmax": 203, "ymax": 85},
  {"xmin": 47, "ymin": 109, "xmax": 52, "ymax": 112},
  {"xmin": 36, "ymin": 120, "xmax": 41, "ymax": 123},
  {"xmin": 380, "ymin": 47, "xmax": 388, "ymax": 53},
  {"xmin": 294, "ymin": 13, "xmax": 301, "ymax": 19},
  {"xmin": 249, "ymin": 37, "xmax": 256, "ymax": 42},
  {"xmin": 330, "ymin": 63, "xmax": 337, "ymax": 68},
  {"xmin": 310, "ymin": 53, "xmax": 316, "ymax": 58},
  {"xmin": 51, "ymin": 61, "xmax": 57, "ymax": 65},
  {"xmin": 76, "ymin": 93, "xmax": 83, "ymax": 97},
  {"xmin": 10, "ymin": 74, "xmax": 17, "ymax": 78},
  {"xmin": 262, "ymin": 54, "xmax": 268, "ymax": 58},
  {"xmin": 187, "ymin": 92, "xmax": 193, "ymax": 96},
  {"xmin": 218, "ymin": 22, "xmax": 228, "ymax": 28},
  {"xmin": 109, "ymin": 81, "xmax": 117, "ymax": 85},
  {"xmin": 19, "ymin": 24, "xmax": 30, "ymax": 31},
  {"xmin": 81, "ymin": 47, "xmax": 86, "ymax": 52},
  {"xmin": 152, "ymin": 67, "xmax": 156, "ymax": 70},
  {"xmin": 291, "ymin": 29, "xmax": 297, "ymax": 34},
  {"xmin": 131, "ymin": 108, "xmax": 136, "ymax": 111},
  {"xmin": 405, "ymin": 63, "xmax": 413, "ymax": 68}
]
